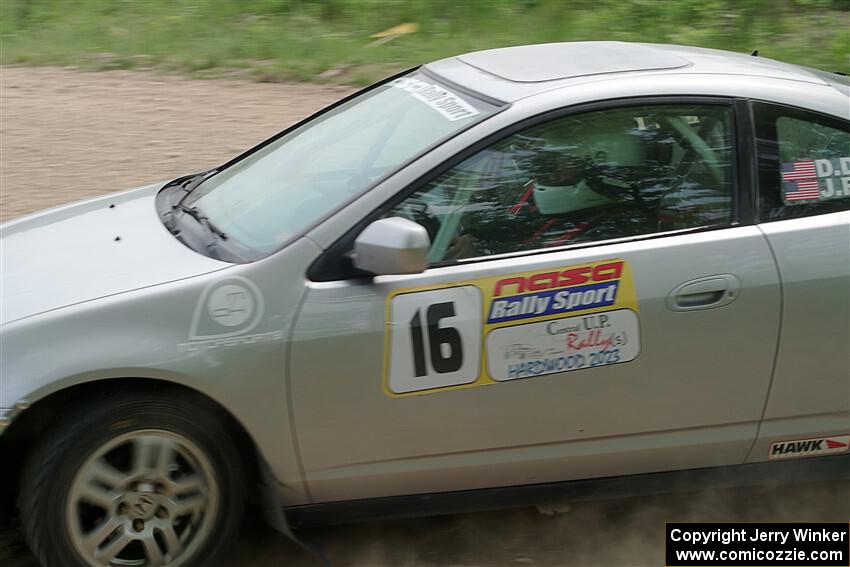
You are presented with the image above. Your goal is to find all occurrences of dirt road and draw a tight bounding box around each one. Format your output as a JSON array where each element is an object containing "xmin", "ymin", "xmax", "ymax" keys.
[
  {"xmin": 1, "ymin": 66, "xmax": 848, "ymax": 566},
  {"xmin": 2, "ymin": 480, "xmax": 848, "ymax": 567},
  {"xmin": 0, "ymin": 66, "xmax": 353, "ymax": 222}
]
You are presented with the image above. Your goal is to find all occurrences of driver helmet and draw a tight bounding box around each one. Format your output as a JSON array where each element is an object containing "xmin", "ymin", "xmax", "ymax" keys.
[
  {"xmin": 530, "ymin": 138, "xmax": 608, "ymax": 215},
  {"xmin": 533, "ymin": 179, "xmax": 611, "ymax": 215},
  {"xmin": 531, "ymin": 119, "xmax": 645, "ymax": 214}
]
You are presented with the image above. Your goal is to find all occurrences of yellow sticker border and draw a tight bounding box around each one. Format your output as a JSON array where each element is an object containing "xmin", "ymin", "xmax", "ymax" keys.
[{"xmin": 382, "ymin": 258, "xmax": 640, "ymax": 398}]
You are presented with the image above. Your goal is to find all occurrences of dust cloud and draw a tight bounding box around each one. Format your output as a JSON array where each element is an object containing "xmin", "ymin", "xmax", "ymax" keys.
[{"xmin": 226, "ymin": 481, "xmax": 849, "ymax": 566}]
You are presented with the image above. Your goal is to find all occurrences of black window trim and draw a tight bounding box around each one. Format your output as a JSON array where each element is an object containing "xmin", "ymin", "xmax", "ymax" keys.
[{"xmin": 309, "ymin": 95, "xmax": 751, "ymax": 282}]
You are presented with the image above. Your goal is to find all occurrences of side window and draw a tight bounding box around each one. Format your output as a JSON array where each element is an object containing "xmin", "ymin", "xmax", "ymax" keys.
[
  {"xmin": 754, "ymin": 102, "xmax": 850, "ymax": 221},
  {"xmin": 389, "ymin": 104, "xmax": 734, "ymax": 263}
]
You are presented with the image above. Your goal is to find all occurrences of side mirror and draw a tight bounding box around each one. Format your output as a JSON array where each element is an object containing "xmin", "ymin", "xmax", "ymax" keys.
[{"xmin": 353, "ymin": 217, "xmax": 430, "ymax": 275}]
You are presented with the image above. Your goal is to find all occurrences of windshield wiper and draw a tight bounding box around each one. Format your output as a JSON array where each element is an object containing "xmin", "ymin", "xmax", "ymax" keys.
[
  {"xmin": 171, "ymin": 203, "xmax": 229, "ymax": 241},
  {"xmin": 176, "ymin": 169, "xmax": 217, "ymax": 208}
]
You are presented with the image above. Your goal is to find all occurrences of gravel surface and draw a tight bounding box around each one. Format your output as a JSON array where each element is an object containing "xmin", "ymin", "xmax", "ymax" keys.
[
  {"xmin": 0, "ymin": 66, "xmax": 353, "ymax": 222},
  {"xmin": 2, "ymin": 481, "xmax": 849, "ymax": 567},
  {"xmin": 1, "ymin": 66, "xmax": 848, "ymax": 566}
]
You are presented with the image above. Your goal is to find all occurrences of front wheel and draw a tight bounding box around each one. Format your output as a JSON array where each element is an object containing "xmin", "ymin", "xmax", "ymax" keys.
[{"xmin": 20, "ymin": 390, "xmax": 245, "ymax": 566}]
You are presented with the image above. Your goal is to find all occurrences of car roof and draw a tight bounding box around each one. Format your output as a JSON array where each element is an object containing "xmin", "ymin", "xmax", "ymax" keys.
[
  {"xmin": 423, "ymin": 41, "xmax": 848, "ymax": 103},
  {"xmin": 457, "ymin": 41, "xmax": 691, "ymax": 83}
]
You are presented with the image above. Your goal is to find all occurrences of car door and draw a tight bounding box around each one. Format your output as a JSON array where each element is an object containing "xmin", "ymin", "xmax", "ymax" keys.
[
  {"xmin": 748, "ymin": 102, "xmax": 850, "ymax": 462},
  {"xmin": 290, "ymin": 99, "xmax": 782, "ymax": 503}
]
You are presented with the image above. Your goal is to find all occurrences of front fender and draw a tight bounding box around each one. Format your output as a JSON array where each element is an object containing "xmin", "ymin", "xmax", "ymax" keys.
[{"xmin": 1, "ymin": 237, "xmax": 323, "ymax": 505}]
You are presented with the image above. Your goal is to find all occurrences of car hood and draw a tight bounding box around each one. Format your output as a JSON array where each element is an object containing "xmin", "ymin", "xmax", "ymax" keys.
[{"xmin": 0, "ymin": 183, "xmax": 230, "ymax": 325}]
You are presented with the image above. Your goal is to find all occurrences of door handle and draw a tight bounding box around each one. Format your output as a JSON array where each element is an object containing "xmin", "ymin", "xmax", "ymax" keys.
[{"xmin": 666, "ymin": 274, "xmax": 740, "ymax": 311}]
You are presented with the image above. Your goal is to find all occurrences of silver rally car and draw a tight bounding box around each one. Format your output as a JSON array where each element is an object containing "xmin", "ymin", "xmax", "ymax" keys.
[{"xmin": 2, "ymin": 41, "xmax": 849, "ymax": 566}]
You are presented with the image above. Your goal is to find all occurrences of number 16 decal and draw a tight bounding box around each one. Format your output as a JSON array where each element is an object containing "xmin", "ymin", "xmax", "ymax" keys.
[{"xmin": 387, "ymin": 286, "xmax": 482, "ymax": 394}]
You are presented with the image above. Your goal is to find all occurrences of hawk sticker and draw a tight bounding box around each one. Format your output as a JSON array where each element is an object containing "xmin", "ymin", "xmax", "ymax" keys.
[{"xmin": 769, "ymin": 435, "xmax": 850, "ymax": 460}]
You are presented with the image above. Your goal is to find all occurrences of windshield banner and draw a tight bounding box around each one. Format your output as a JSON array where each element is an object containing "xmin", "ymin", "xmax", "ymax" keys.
[{"xmin": 390, "ymin": 77, "xmax": 480, "ymax": 122}]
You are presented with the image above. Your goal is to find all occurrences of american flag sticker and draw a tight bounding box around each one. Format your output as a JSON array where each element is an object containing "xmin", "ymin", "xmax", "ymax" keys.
[{"xmin": 781, "ymin": 160, "xmax": 821, "ymax": 203}]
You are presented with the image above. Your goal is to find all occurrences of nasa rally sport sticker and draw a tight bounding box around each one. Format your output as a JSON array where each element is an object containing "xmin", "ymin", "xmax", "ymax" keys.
[
  {"xmin": 768, "ymin": 435, "xmax": 850, "ymax": 460},
  {"xmin": 781, "ymin": 157, "xmax": 850, "ymax": 204},
  {"xmin": 383, "ymin": 258, "xmax": 640, "ymax": 396}
]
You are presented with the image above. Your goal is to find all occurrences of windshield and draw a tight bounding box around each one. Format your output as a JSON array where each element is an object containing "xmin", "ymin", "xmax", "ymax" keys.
[{"xmin": 185, "ymin": 72, "xmax": 498, "ymax": 256}]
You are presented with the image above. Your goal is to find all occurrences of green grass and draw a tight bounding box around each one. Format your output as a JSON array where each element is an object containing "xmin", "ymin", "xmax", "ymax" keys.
[{"xmin": 1, "ymin": 0, "xmax": 848, "ymax": 84}]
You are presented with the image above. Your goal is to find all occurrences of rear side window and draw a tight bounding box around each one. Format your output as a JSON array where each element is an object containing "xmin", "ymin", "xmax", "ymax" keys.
[{"xmin": 754, "ymin": 102, "xmax": 850, "ymax": 221}]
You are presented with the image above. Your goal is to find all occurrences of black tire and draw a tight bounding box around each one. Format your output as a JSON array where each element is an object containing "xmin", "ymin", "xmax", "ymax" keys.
[{"xmin": 20, "ymin": 388, "xmax": 245, "ymax": 567}]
